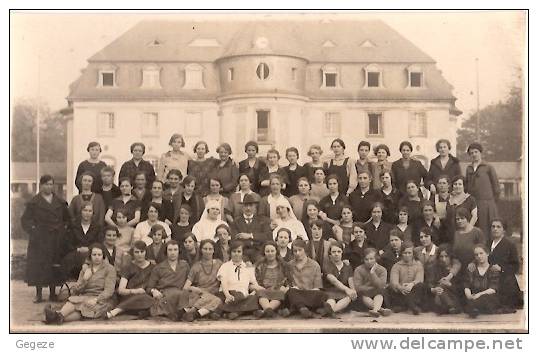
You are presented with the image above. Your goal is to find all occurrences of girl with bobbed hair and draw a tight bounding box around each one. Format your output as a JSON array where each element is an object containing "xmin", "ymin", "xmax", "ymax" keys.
[
  {"xmin": 452, "ymin": 207, "xmax": 486, "ymax": 268},
  {"xmin": 304, "ymin": 144, "xmax": 327, "ymax": 183},
  {"xmin": 445, "ymin": 175, "xmax": 478, "ymax": 243},
  {"xmin": 187, "ymin": 140, "xmax": 216, "ymax": 197},
  {"xmin": 69, "ymin": 171, "xmax": 106, "ymax": 227},
  {"xmin": 371, "ymin": 144, "xmax": 392, "ymax": 190},
  {"xmin": 353, "ymin": 247, "xmax": 391, "ymax": 317},
  {"xmin": 426, "ymin": 139, "xmax": 462, "ymax": 194},
  {"xmin": 326, "ymin": 138, "xmax": 358, "ymax": 196},
  {"xmin": 158, "ymin": 133, "xmax": 190, "ymax": 182},
  {"xmin": 119, "ymin": 142, "xmax": 156, "ymax": 187},
  {"xmin": 238, "ymin": 140, "xmax": 267, "ymax": 194},
  {"xmin": 75, "ymin": 141, "xmax": 107, "ymax": 194},
  {"xmin": 283, "ymin": 147, "xmax": 308, "ymax": 197},
  {"xmin": 391, "ymin": 141, "xmax": 428, "ymax": 194},
  {"xmin": 209, "ymin": 143, "xmax": 239, "ymax": 197},
  {"xmin": 258, "ymin": 149, "xmax": 289, "ymax": 197}
]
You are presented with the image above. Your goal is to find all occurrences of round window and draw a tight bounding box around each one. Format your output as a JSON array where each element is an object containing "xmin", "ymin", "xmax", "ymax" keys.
[{"xmin": 256, "ymin": 63, "xmax": 269, "ymax": 80}]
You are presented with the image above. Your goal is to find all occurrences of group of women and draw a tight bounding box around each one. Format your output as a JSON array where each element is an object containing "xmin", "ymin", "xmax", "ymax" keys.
[{"xmin": 20, "ymin": 133, "xmax": 523, "ymax": 325}]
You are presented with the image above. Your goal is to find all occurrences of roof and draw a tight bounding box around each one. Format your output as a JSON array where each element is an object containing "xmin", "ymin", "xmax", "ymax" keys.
[
  {"xmin": 461, "ymin": 162, "xmax": 522, "ymax": 180},
  {"xmin": 11, "ymin": 162, "xmax": 67, "ymax": 183},
  {"xmin": 89, "ymin": 19, "xmax": 436, "ymax": 63}
]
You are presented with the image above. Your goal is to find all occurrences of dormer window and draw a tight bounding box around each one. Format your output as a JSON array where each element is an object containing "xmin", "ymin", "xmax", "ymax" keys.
[
  {"xmin": 364, "ymin": 64, "xmax": 383, "ymax": 88},
  {"xmin": 321, "ymin": 64, "xmax": 340, "ymax": 88},
  {"xmin": 183, "ymin": 63, "xmax": 205, "ymax": 89},
  {"xmin": 407, "ymin": 65, "xmax": 424, "ymax": 88},
  {"xmin": 98, "ymin": 66, "xmax": 117, "ymax": 87},
  {"xmin": 141, "ymin": 65, "xmax": 161, "ymax": 89}
]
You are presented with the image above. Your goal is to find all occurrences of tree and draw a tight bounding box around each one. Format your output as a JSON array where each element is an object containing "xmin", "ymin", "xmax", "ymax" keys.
[
  {"xmin": 456, "ymin": 85, "xmax": 523, "ymax": 162},
  {"xmin": 11, "ymin": 99, "xmax": 67, "ymax": 162}
]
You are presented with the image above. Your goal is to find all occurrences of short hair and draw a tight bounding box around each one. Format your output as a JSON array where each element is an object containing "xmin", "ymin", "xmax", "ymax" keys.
[
  {"xmin": 473, "ymin": 243, "xmax": 490, "ymax": 254},
  {"xmin": 399, "ymin": 141, "xmax": 413, "ymax": 152},
  {"xmin": 419, "ymin": 227, "xmax": 433, "ymax": 237},
  {"xmin": 307, "ymin": 144, "xmax": 323, "ymax": 156},
  {"xmin": 262, "ymin": 241, "xmax": 278, "ymax": 253},
  {"xmin": 331, "ymin": 138, "xmax": 346, "ymax": 150},
  {"xmin": 269, "ymin": 173, "xmax": 283, "ymax": 185},
  {"xmin": 291, "ymin": 239, "xmax": 307, "ymax": 251},
  {"xmin": 371, "ymin": 202, "xmax": 384, "ymax": 213},
  {"xmin": 467, "ymin": 142, "xmax": 483, "ymax": 154},
  {"xmin": 179, "ymin": 204, "xmax": 192, "ymax": 215},
  {"xmin": 451, "ymin": 175, "xmax": 466, "ymax": 187},
  {"xmin": 363, "ymin": 247, "xmax": 378, "ymax": 258},
  {"xmin": 39, "ymin": 175, "xmax": 54, "ymax": 185},
  {"xmin": 199, "ymin": 239, "xmax": 216, "ymax": 252},
  {"xmin": 311, "ymin": 219, "xmax": 325, "ymax": 230},
  {"xmin": 87, "ymin": 141, "xmax": 102, "ymax": 152},
  {"xmin": 193, "ymin": 141, "xmax": 209, "ymax": 154},
  {"xmin": 398, "ymin": 206, "xmax": 409, "ymax": 215},
  {"xmin": 152, "ymin": 180, "xmax": 165, "ymax": 189},
  {"xmin": 101, "ymin": 166, "xmax": 115, "ymax": 176},
  {"xmin": 115, "ymin": 208, "xmax": 128, "ymax": 218},
  {"xmin": 406, "ymin": 179, "xmax": 420, "ymax": 189},
  {"xmin": 358, "ymin": 141, "xmax": 371, "ymax": 152},
  {"xmin": 326, "ymin": 173, "xmax": 340, "ymax": 186},
  {"xmin": 215, "ymin": 224, "xmax": 231, "ymax": 238},
  {"xmin": 455, "ymin": 207, "xmax": 471, "ymax": 221},
  {"xmin": 147, "ymin": 202, "xmax": 161, "ymax": 215},
  {"xmin": 357, "ymin": 170, "xmax": 372, "ymax": 179},
  {"xmin": 266, "ymin": 148, "xmax": 280, "ymax": 160},
  {"xmin": 103, "ymin": 225, "xmax": 120, "ymax": 237},
  {"xmin": 149, "ymin": 224, "xmax": 166, "ymax": 238},
  {"xmin": 132, "ymin": 240, "xmax": 147, "ymax": 253},
  {"xmin": 80, "ymin": 171, "xmax": 95, "ymax": 182},
  {"xmin": 303, "ymin": 199, "xmax": 320, "ymax": 212},
  {"xmin": 312, "ymin": 167, "xmax": 326, "ymax": 176},
  {"xmin": 374, "ymin": 144, "xmax": 391, "ymax": 157},
  {"xmin": 164, "ymin": 240, "xmax": 180, "ymax": 256},
  {"xmin": 437, "ymin": 174, "xmax": 450, "ymax": 184},
  {"xmin": 169, "ymin": 133, "xmax": 186, "ymax": 147},
  {"xmin": 230, "ymin": 240, "xmax": 243, "ymax": 252},
  {"xmin": 167, "ymin": 169, "xmax": 183, "ymax": 179},
  {"xmin": 244, "ymin": 140, "xmax": 259, "ymax": 153},
  {"xmin": 401, "ymin": 241, "xmax": 415, "ymax": 252},
  {"xmin": 435, "ymin": 139, "xmax": 452, "ymax": 151},
  {"xmin": 130, "ymin": 142, "xmax": 146, "ymax": 154},
  {"xmin": 437, "ymin": 243, "xmax": 453, "ymax": 258},
  {"xmin": 276, "ymin": 227, "xmax": 292, "ymax": 239},
  {"xmin": 421, "ymin": 200, "xmax": 435, "ymax": 212},
  {"xmin": 208, "ymin": 177, "xmax": 222, "ymax": 188},
  {"xmin": 80, "ymin": 201, "xmax": 94, "ymax": 213},
  {"xmin": 297, "ymin": 176, "xmax": 310, "ymax": 188},
  {"xmin": 285, "ymin": 147, "xmax": 300, "ymax": 159},
  {"xmin": 87, "ymin": 243, "xmax": 105, "ymax": 260},
  {"xmin": 182, "ymin": 232, "xmax": 198, "ymax": 243},
  {"xmin": 237, "ymin": 173, "xmax": 252, "ymax": 184},
  {"xmin": 329, "ymin": 241, "xmax": 345, "ymax": 252},
  {"xmin": 389, "ymin": 228, "xmax": 403, "ymax": 240},
  {"xmin": 216, "ymin": 142, "xmax": 232, "ymax": 155},
  {"xmin": 352, "ymin": 222, "xmax": 367, "ymax": 232},
  {"xmin": 133, "ymin": 171, "xmax": 147, "ymax": 181},
  {"xmin": 490, "ymin": 218, "xmax": 508, "ymax": 232},
  {"xmin": 181, "ymin": 175, "xmax": 196, "ymax": 187}
]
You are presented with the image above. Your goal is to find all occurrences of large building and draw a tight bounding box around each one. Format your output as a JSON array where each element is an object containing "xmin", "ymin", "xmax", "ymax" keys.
[{"xmin": 66, "ymin": 18, "xmax": 461, "ymax": 199}]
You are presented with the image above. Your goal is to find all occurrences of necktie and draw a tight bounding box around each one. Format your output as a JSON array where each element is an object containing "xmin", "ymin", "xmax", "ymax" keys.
[{"xmin": 234, "ymin": 265, "xmax": 241, "ymax": 280}]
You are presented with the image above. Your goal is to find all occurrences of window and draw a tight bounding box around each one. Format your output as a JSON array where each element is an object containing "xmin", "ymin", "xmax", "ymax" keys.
[
  {"xmin": 228, "ymin": 68, "xmax": 234, "ymax": 81},
  {"xmin": 364, "ymin": 64, "xmax": 382, "ymax": 88},
  {"xmin": 183, "ymin": 63, "xmax": 205, "ymax": 89},
  {"xmin": 98, "ymin": 70, "xmax": 116, "ymax": 87},
  {"xmin": 141, "ymin": 65, "xmax": 161, "ymax": 88},
  {"xmin": 409, "ymin": 112, "xmax": 427, "ymax": 137},
  {"xmin": 291, "ymin": 68, "xmax": 297, "ymax": 81},
  {"xmin": 323, "ymin": 112, "xmax": 341, "ymax": 136},
  {"xmin": 185, "ymin": 112, "xmax": 203, "ymax": 137},
  {"xmin": 321, "ymin": 64, "xmax": 339, "ymax": 88},
  {"xmin": 367, "ymin": 112, "xmax": 383, "ymax": 136},
  {"xmin": 256, "ymin": 63, "xmax": 270, "ymax": 80},
  {"xmin": 407, "ymin": 65, "xmax": 424, "ymax": 88},
  {"xmin": 256, "ymin": 110, "xmax": 271, "ymax": 142},
  {"xmin": 97, "ymin": 112, "xmax": 115, "ymax": 136},
  {"xmin": 141, "ymin": 112, "xmax": 159, "ymax": 136}
]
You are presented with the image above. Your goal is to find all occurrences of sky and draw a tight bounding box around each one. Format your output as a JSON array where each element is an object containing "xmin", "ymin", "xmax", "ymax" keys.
[{"xmin": 10, "ymin": 11, "xmax": 526, "ymax": 120}]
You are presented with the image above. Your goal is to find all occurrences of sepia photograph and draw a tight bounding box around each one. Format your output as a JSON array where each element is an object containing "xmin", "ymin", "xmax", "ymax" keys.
[{"xmin": 9, "ymin": 10, "xmax": 527, "ymax": 334}]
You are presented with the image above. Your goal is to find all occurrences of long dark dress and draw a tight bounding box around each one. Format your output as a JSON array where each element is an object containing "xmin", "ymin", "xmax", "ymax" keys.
[
  {"xmin": 146, "ymin": 260, "xmax": 190, "ymax": 317},
  {"xmin": 188, "ymin": 158, "xmax": 216, "ymax": 197},
  {"xmin": 463, "ymin": 265, "xmax": 501, "ymax": 314},
  {"xmin": 117, "ymin": 262, "xmax": 156, "ymax": 311},
  {"xmin": 21, "ymin": 193, "xmax": 71, "ymax": 286},
  {"xmin": 283, "ymin": 164, "xmax": 307, "ymax": 197},
  {"xmin": 239, "ymin": 158, "xmax": 267, "ymax": 194},
  {"xmin": 327, "ymin": 157, "xmax": 350, "ymax": 194},
  {"xmin": 75, "ymin": 160, "xmax": 107, "ymax": 194},
  {"xmin": 488, "ymin": 237, "xmax": 523, "ymax": 309}
]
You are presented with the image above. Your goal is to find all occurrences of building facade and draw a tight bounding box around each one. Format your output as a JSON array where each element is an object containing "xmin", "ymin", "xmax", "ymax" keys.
[{"xmin": 66, "ymin": 18, "xmax": 461, "ymax": 200}]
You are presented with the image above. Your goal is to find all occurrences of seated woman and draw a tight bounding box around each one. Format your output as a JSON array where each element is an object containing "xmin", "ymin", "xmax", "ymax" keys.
[
  {"xmin": 254, "ymin": 241, "xmax": 290, "ymax": 318},
  {"xmin": 379, "ymin": 229, "xmax": 404, "ymax": 278},
  {"xmin": 353, "ymin": 248, "xmax": 392, "ymax": 317},
  {"xmin": 170, "ymin": 204, "xmax": 193, "ymax": 242},
  {"xmin": 62, "ymin": 202, "xmax": 102, "ymax": 280},
  {"xmin": 146, "ymin": 224, "xmax": 167, "ymax": 265},
  {"xmin": 102, "ymin": 225, "xmax": 124, "ymax": 271},
  {"xmin": 389, "ymin": 241, "xmax": 426, "ymax": 315},
  {"xmin": 286, "ymin": 239, "xmax": 329, "ymax": 318},
  {"xmin": 364, "ymin": 203, "xmax": 393, "ymax": 251},
  {"xmin": 289, "ymin": 177, "xmax": 317, "ymax": 220},
  {"xmin": 425, "ymin": 244, "xmax": 462, "ymax": 315},
  {"xmin": 105, "ymin": 241, "xmax": 156, "ymax": 319},
  {"xmin": 398, "ymin": 180, "xmax": 424, "ymax": 226},
  {"xmin": 331, "ymin": 205, "xmax": 354, "ymax": 245},
  {"xmin": 276, "ymin": 228, "xmax": 293, "ymax": 262},
  {"xmin": 203, "ymin": 177, "xmax": 232, "ymax": 224},
  {"xmin": 271, "ymin": 200, "xmax": 308, "ymax": 243},
  {"xmin": 453, "ymin": 207, "xmax": 486, "ymax": 268},
  {"xmin": 258, "ymin": 149, "xmax": 289, "ymax": 197},
  {"xmin": 141, "ymin": 180, "xmax": 174, "ymax": 224},
  {"xmin": 343, "ymin": 222, "xmax": 374, "ymax": 270},
  {"xmin": 228, "ymin": 173, "xmax": 261, "ymax": 220},
  {"xmin": 214, "ymin": 224, "xmax": 231, "ymax": 263},
  {"xmin": 487, "ymin": 219, "xmax": 523, "ymax": 310},
  {"xmin": 323, "ymin": 242, "xmax": 357, "ymax": 316},
  {"xmin": 309, "ymin": 167, "xmax": 330, "ymax": 201},
  {"xmin": 69, "ymin": 172, "xmax": 106, "ymax": 226},
  {"xmin": 133, "ymin": 203, "xmax": 172, "ymax": 245},
  {"xmin": 146, "ymin": 240, "xmax": 191, "ymax": 321},
  {"xmin": 413, "ymin": 227, "xmax": 438, "ymax": 283},
  {"xmin": 105, "ymin": 177, "xmax": 141, "ymax": 228},
  {"xmin": 44, "ymin": 243, "xmax": 116, "ymax": 324},
  {"xmin": 180, "ymin": 232, "xmax": 200, "ymax": 266},
  {"xmin": 464, "ymin": 244, "xmax": 501, "ymax": 318},
  {"xmin": 318, "ymin": 174, "xmax": 349, "ymax": 227},
  {"xmin": 191, "ymin": 200, "xmax": 228, "ymax": 242},
  {"xmin": 258, "ymin": 174, "xmax": 295, "ymax": 221},
  {"xmin": 182, "ymin": 239, "xmax": 224, "ymax": 322},
  {"xmin": 216, "ymin": 241, "xmax": 265, "ymax": 320},
  {"xmin": 115, "ymin": 209, "xmax": 134, "ymax": 266},
  {"xmin": 306, "ymin": 221, "xmax": 333, "ymax": 273},
  {"xmin": 395, "ymin": 206, "xmax": 413, "ymax": 243},
  {"xmin": 412, "ymin": 201, "xmax": 442, "ymax": 245}
]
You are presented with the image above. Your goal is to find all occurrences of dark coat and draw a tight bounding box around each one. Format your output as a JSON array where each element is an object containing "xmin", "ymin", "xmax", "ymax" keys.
[
  {"xmin": 119, "ymin": 159, "xmax": 156, "ymax": 186},
  {"xmin": 391, "ymin": 158, "xmax": 428, "ymax": 192},
  {"xmin": 465, "ymin": 162, "xmax": 500, "ymax": 201},
  {"xmin": 364, "ymin": 221, "xmax": 393, "ymax": 250},
  {"xmin": 238, "ymin": 158, "xmax": 267, "ymax": 194},
  {"xmin": 208, "ymin": 158, "xmax": 239, "ymax": 197},
  {"xmin": 21, "ymin": 193, "xmax": 71, "ymax": 286},
  {"xmin": 488, "ymin": 237, "xmax": 523, "ymax": 308},
  {"xmin": 75, "ymin": 160, "xmax": 107, "ymax": 194},
  {"xmin": 230, "ymin": 215, "xmax": 272, "ymax": 262},
  {"xmin": 171, "ymin": 191, "xmax": 205, "ymax": 224},
  {"xmin": 348, "ymin": 188, "xmax": 382, "ymax": 223},
  {"xmin": 61, "ymin": 222, "xmax": 102, "ymax": 280},
  {"xmin": 426, "ymin": 154, "xmax": 462, "ymax": 188}
]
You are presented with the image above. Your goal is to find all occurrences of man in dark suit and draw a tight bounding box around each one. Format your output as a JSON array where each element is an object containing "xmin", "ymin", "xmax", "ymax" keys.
[{"xmin": 230, "ymin": 194, "xmax": 272, "ymax": 263}]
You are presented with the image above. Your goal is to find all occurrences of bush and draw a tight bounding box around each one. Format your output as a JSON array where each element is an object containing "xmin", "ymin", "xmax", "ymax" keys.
[
  {"xmin": 10, "ymin": 197, "xmax": 29, "ymax": 240},
  {"xmin": 497, "ymin": 199, "xmax": 523, "ymax": 234}
]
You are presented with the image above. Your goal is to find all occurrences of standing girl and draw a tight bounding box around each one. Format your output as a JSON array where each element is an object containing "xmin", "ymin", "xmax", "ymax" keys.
[
  {"xmin": 379, "ymin": 171, "xmax": 400, "ymax": 224},
  {"xmin": 187, "ymin": 141, "xmax": 215, "ymax": 197},
  {"xmin": 75, "ymin": 142, "xmax": 107, "ymax": 194},
  {"xmin": 326, "ymin": 138, "xmax": 357, "ymax": 196},
  {"xmin": 209, "ymin": 143, "xmax": 239, "ymax": 197},
  {"xmin": 238, "ymin": 141, "xmax": 266, "ymax": 194},
  {"xmin": 304, "ymin": 144, "xmax": 326, "ymax": 183},
  {"xmin": 158, "ymin": 133, "xmax": 190, "ymax": 182},
  {"xmin": 258, "ymin": 149, "xmax": 289, "ymax": 197},
  {"xmin": 371, "ymin": 144, "xmax": 392, "ymax": 190},
  {"xmin": 310, "ymin": 167, "xmax": 330, "ymax": 201},
  {"xmin": 283, "ymin": 147, "xmax": 308, "ymax": 197}
]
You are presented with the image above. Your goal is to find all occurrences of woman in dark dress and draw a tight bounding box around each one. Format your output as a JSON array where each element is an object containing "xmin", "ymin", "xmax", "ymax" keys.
[
  {"xmin": 326, "ymin": 138, "xmax": 357, "ymax": 196},
  {"xmin": 171, "ymin": 204, "xmax": 194, "ymax": 242},
  {"xmin": 445, "ymin": 175, "xmax": 478, "ymax": 243},
  {"xmin": 318, "ymin": 174, "xmax": 349, "ymax": 227},
  {"xmin": 188, "ymin": 141, "xmax": 215, "ymax": 197},
  {"xmin": 68, "ymin": 172, "xmax": 106, "ymax": 227},
  {"xmin": 238, "ymin": 141, "xmax": 266, "ymax": 194},
  {"xmin": 379, "ymin": 171, "xmax": 400, "ymax": 225},
  {"xmin": 209, "ymin": 143, "xmax": 239, "ymax": 198},
  {"xmin": 62, "ymin": 202, "xmax": 102, "ymax": 280},
  {"xmin": 398, "ymin": 180, "xmax": 423, "ymax": 226},
  {"xmin": 75, "ymin": 142, "xmax": 107, "ymax": 194},
  {"xmin": 21, "ymin": 175, "xmax": 71, "ymax": 303},
  {"xmin": 118, "ymin": 142, "xmax": 156, "ymax": 187},
  {"xmin": 141, "ymin": 180, "xmax": 173, "ymax": 224},
  {"xmin": 426, "ymin": 139, "xmax": 462, "ymax": 194},
  {"xmin": 391, "ymin": 141, "xmax": 428, "ymax": 194},
  {"xmin": 258, "ymin": 149, "xmax": 289, "ymax": 197},
  {"xmin": 283, "ymin": 147, "xmax": 307, "ymax": 197},
  {"xmin": 105, "ymin": 240, "xmax": 156, "ymax": 319},
  {"xmin": 486, "ymin": 219, "xmax": 523, "ymax": 310}
]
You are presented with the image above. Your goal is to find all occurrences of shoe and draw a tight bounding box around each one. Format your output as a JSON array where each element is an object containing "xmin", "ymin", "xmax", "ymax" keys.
[
  {"xmin": 56, "ymin": 312, "xmax": 64, "ymax": 325},
  {"xmin": 253, "ymin": 310, "xmax": 264, "ymax": 319},
  {"xmin": 468, "ymin": 308, "xmax": 479, "ymax": 319},
  {"xmin": 227, "ymin": 312, "xmax": 240, "ymax": 320},
  {"xmin": 33, "ymin": 295, "xmax": 44, "ymax": 304},
  {"xmin": 44, "ymin": 305, "xmax": 57, "ymax": 324},
  {"xmin": 411, "ymin": 306, "xmax": 421, "ymax": 315},
  {"xmin": 323, "ymin": 302, "xmax": 335, "ymax": 317},
  {"xmin": 264, "ymin": 308, "xmax": 275, "ymax": 318},
  {"xmin": 369, "ymin": 309, "xmax": 381, "ymax": 317},
  {"xmin": 299, "ymin": 307, "xmax": 313, "ymax": 319},
  {"xmin": 278, "ymin": 308, "xmax": 291, "ymax": 317},
  {"xmin": 448, "ymin": 307, "xmax": 460, "ymax": 315},
  {"xmin": 379, "ymin": 308, "xmax": 392, "ymax": 316},
  {"xmin": 137, "ymin": 310, "xmax": 151, "ymax": 319},
  {"xmin": 102, "ymin": 311, "xmax": 112, "ymax": 320},
  {"xmin": 209, "ymin": 312, "xmax": 221, "ymax": 320},
  {"xmin": 315, "ymin": 307, "xmax": 326, "ymax": 315},
  {"xmin": 182, "ymin": 310, "xmax": 199, "ymax": 322}
]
